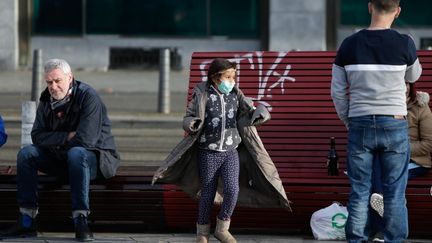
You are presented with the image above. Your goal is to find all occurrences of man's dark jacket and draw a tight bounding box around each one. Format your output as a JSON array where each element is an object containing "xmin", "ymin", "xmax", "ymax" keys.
[{"xmin": 31, "ymin": 80, "xmax": 120, "ymax": 179}]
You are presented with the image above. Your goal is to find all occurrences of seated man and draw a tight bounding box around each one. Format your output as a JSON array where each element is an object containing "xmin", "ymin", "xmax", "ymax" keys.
[{"xmin": 0, "ymin": 59, "xmax": 120, "ymax": 242}]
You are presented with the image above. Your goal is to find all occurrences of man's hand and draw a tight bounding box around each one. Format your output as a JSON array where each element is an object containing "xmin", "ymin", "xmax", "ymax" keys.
[{"xmin": 67, "ymin": 131, "xmax": 76, "ymax": 141}]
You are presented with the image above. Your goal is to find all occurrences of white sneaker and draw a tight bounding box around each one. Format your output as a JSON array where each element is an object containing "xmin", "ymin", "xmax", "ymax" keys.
[
  {"xmin": 372, "ymin": 232, "xmax": 384, "ymax": 243},
  {"xmin": 370, "ymin": 193, "xmax": 384, "ymax": 217}
]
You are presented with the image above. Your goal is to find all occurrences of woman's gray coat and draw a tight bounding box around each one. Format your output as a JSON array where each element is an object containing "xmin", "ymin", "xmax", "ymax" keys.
[{"xmin": 153, "ymin": 82, "xmax": 290, "ymax": 210}]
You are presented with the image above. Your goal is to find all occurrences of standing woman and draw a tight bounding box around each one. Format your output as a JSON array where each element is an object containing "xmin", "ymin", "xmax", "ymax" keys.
[{"xmin": 153, "ymin": 58, "xmax": 290, "ymax": 243}]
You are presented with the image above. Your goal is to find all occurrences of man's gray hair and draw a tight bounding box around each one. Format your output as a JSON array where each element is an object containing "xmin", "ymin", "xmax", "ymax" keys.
[{"xmin": 44, "ymin": 59, "xmax": 72, "ymax": 75}]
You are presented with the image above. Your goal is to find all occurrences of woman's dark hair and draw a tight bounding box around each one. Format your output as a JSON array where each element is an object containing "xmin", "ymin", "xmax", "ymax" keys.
[
  {"xmin": 206, "ymin": 58, "xmax": 236, "ymax": 86},
  {"xmin": 407, "ymin": 82, "xmax": 416, "ymax": 100}
]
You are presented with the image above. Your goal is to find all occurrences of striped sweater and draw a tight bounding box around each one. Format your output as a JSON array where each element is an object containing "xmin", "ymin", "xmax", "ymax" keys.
[{"xmin": 331, "ymin": 29, "xmax": 422, "ymax": 127}]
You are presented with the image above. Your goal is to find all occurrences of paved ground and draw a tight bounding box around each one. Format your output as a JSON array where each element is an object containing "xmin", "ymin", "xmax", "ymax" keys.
[
  {"xmin": 1, "ymin": 232, "xmax": 432, "ymax": 243},
  {"xmin": 0, "ymin": 232, "xmax": 332, "ymax": 243}
]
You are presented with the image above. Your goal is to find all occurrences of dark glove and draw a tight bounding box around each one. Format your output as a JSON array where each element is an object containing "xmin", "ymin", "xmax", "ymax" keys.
[
  {"xmin": 251, "ymin": 104, "xmax": 270, "ymax": 126},
  {"xmin": 189, "ymin": 118, "xmax": 202, "ymax": 133}
]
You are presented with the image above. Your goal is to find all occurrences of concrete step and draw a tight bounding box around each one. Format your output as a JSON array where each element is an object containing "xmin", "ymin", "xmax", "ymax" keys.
[
  {"xmin": 2, "ymin": 126, "xmax": 184, "ymax": 136},
  {"xmin": 2, "ymin": 128, "xmax": 184, "ymax": 147},
  {"xmin": 0, "ymin": 150, "xmax": 171, "ymax": 168},
  {"xmin": 0, "ymin": 125, "xmax": 184, "ymax": 168},
  {"xmin": 3, "ymin": 115, "xmax": 183, "ymax": 129},
  {"xmin": 0, "ymin": 92, "xmax": 188, "ymax": 117}
]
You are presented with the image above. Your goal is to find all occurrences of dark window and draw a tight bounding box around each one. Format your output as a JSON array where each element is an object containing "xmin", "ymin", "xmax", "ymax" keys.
[
  {"xmin": 33, "ymin": 0, "xmax": 82, "ymax": 35},
  {"xmin": 109, "ymin": 47, "xmax": 182, "ymax": 70},
  {"xmin": 341, "ymin": 0, "xmax": 432, "ymax": 27},
  {"xmin": 421, "ymin": 38, "xmax": 432, "ymax": 50},
  {"xmin": 211, "ymin": 0, "xmax": 259, "ymax": 38},
  {"xmin": 86, "ymin": 0, "xmax": 206, "ymax": 36},
  {"xmin": 33, "ymin": 0, "xmax": 260, "ymax": 38}
]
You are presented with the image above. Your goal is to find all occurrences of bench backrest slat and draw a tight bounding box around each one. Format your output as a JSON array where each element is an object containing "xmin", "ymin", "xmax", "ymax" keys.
[{"xmin": 188, "ymin": 51, "xmax": 432, "ymax": 177}]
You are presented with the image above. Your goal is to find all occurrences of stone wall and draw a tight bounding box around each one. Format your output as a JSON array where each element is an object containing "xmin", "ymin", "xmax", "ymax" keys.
[
  {"xmin": 0, "ymin": 0, "xmax": 18, "ymax": 70},
  {"xmin": 268, "ymin": 0, "xmax": 326, "ymax": 51}
]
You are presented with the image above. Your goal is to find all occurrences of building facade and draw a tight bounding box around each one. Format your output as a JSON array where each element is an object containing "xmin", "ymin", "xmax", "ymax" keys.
[{"xmin": 0, "ymin": 0, "xmax": 431, "ymax": 71}]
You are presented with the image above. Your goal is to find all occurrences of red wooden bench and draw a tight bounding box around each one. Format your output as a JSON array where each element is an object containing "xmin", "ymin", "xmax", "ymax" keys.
[
  {"xmin": 159, "ymin": 50, "xmax": 432, "ymax": 237},
  {"xmin": 0, "ymin": 50, "xmax": 431, "ymax": 237},
  {"xmin": 0, "ymin": 166, "xmax": 167, "ymax": 232}
]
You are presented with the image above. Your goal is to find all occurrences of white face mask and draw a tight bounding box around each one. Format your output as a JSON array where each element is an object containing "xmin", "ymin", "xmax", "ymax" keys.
[{"xmin": 217, "ymin": 80, "xmax": 235, "ymax": 94}]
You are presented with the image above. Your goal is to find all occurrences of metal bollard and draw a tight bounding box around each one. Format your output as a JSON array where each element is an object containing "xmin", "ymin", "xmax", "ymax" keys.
[
  {"xmin": 31, "ymin": 49, "xmax": 42, "ymax": 104},
  {"xmin": 158, "ymin": 48, "xmax": 170, "ymax": 114},
  {"xmin": 21, "ymin": 101, "xmax": 36, "ymax": 148}
]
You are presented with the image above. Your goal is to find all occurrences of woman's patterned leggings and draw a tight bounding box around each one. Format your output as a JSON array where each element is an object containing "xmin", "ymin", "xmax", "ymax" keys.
[{"xmin": 197, "ymin": 149, "xmax": 240, "ymax": 225}]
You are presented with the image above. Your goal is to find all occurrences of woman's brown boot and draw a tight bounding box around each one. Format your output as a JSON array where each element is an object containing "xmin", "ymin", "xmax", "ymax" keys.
[
  {"xmin": 196, "ymin": 223, "xmax": 210, "ymax": 243},
  {"xmin": 214, "ymin": 218, "xmax": 236, "ymax": 243}
]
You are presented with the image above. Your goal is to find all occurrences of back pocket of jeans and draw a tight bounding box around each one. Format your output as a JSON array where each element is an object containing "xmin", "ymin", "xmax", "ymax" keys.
[
  {"xmin": 383, "ymin": 126, "xmax": 407, "ymax": 153},
  {"xmin": 348, "ymin": 127, "xmax": 366, "ymax": 154}
]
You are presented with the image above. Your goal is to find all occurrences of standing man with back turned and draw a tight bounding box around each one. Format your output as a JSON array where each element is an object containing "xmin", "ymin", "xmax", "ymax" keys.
[
  {"xmin": 331, "ymin": 0, "xmax": 422, "ymax": 242},
  {"xmin": 0, "ymin": 59, "xmax": 121, "ymax": 242}
]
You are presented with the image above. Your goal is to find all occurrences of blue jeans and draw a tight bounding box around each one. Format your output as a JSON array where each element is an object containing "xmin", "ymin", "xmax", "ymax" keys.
[
  {"xmin": 371, "ymin": 159, "xmax": 429, "ymax": 234},
  {"xmin": 17, "ymin": 145, "xmax": 98, "ymax": 212},
  {"xmin": 345, "ymin": 115, "xmax": 409, "ymax": 243},
  {"xmin": 373, "ymin": 159, "xmax": 429, "ymax": 193}
]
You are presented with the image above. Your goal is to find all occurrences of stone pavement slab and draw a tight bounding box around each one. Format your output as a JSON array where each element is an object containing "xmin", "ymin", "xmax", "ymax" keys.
[
  {"xmin": 1, "ymin": 232, "xmax": 432, "ymax": 243},
  {"xmin": 0, "ymin": 232, "xmax": 331, "ymax": 243}
]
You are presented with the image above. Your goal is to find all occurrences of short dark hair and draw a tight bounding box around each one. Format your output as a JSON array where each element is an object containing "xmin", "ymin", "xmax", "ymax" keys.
[
  {"xmin": 207, "ymin": 58, "xmax": 236, "ymax": 86},
  {"xmin": 370, "ymin": 0, "xmax": 400, "ymax": 13}
]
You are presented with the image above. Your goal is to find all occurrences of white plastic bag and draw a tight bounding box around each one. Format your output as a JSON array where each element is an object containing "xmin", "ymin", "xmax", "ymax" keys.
[{"xmin": 310, "ymin": 202, "xmax": 348, "ymax": 240}]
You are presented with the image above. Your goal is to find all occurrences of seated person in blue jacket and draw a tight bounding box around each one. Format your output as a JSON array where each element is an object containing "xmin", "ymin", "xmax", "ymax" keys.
[
  {"xmin": 370, "ymin": 81, "xmax": 432, "ymax": 241},
  {"xmin": 0, "ymin": 115, "xmax": 7, "ymax": 147},
  {"xmin": 0, "ymin": 59, "xmax": 121, "ymax": 242}
]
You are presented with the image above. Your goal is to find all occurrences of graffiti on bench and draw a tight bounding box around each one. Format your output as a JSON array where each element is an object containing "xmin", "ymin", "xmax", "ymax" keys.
[{"xmin": 198, "ymin": 51, "xmax": 296, "ymax": 110}]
